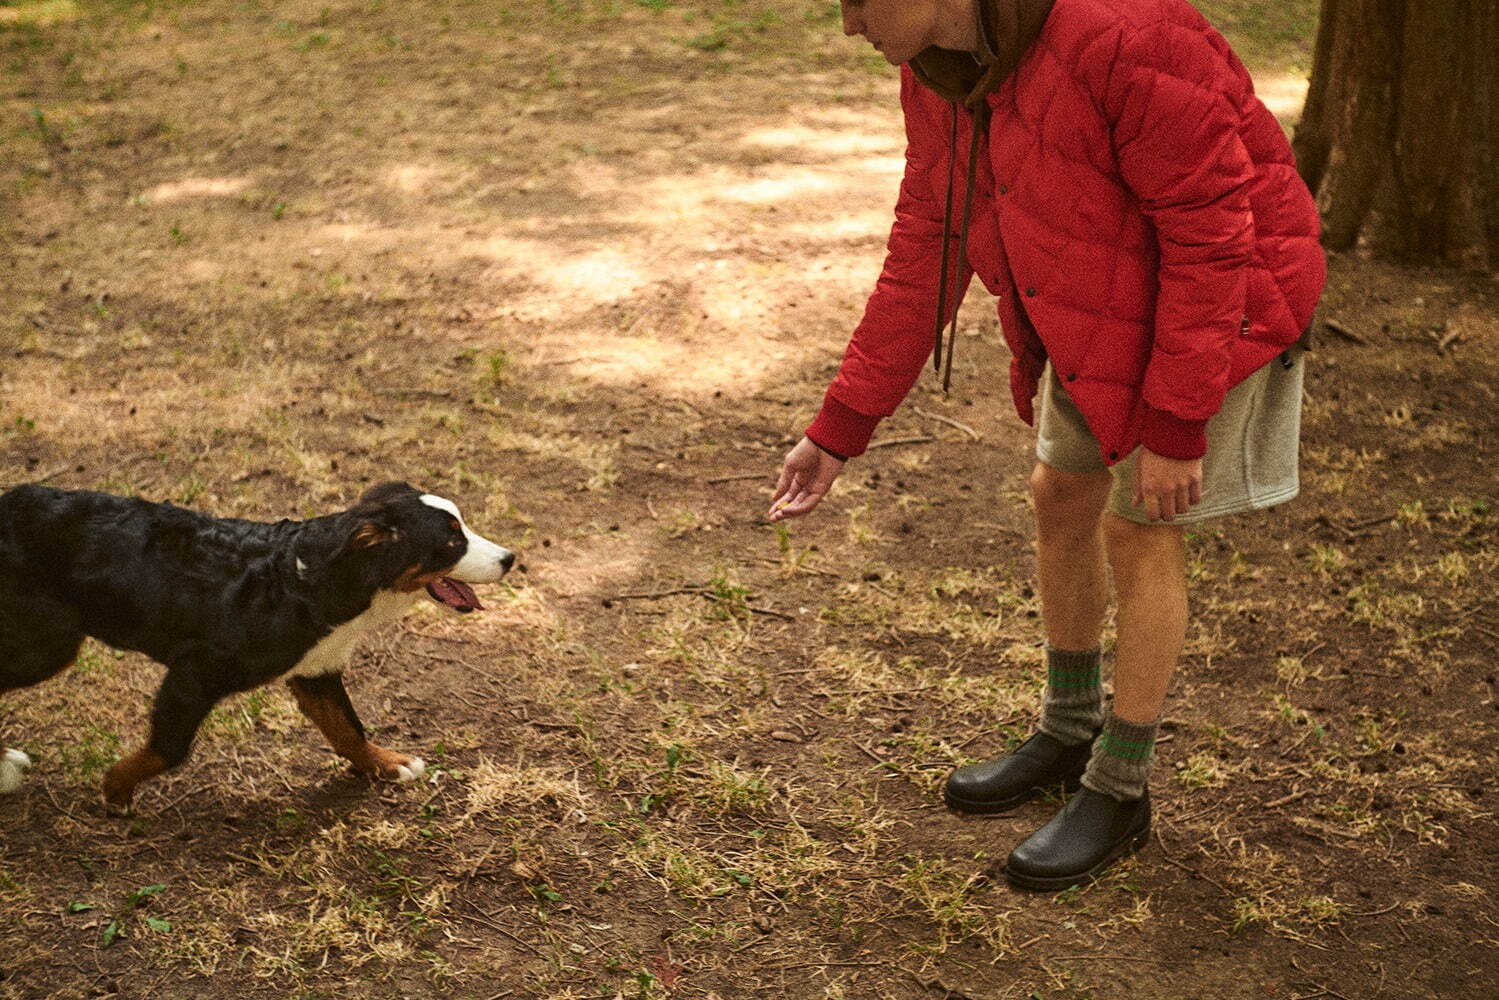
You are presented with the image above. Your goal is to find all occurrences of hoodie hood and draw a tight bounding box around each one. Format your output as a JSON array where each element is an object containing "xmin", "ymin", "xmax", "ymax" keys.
[
  {"xmin": 910, "ymin": 0, "xmax": 1055, "ymax": 108},
  {"xmin": 907, "ymin": 0, "xmax": 1055, "ymax": 391}
]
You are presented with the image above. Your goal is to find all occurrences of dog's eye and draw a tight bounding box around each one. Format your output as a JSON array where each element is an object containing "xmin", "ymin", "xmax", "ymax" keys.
[{"xmin": 447, "ymin": 538, "xmax": 462, "ymax": 547}]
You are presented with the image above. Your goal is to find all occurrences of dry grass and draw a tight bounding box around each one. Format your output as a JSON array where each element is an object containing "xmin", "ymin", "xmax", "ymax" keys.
[{"xmin": 3, "ymin": 1, "xmax": 1496, "ymax": 998}]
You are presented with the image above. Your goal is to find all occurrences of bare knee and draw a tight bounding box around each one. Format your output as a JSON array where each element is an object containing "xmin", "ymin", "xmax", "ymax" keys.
[
  {"xmin": 1030, "ymin": 463, "xmax": 1110, "ymax": 541},
  {"xmin": 1103, "ymin": 515, "xmax": 1185, "ymax": 581}
]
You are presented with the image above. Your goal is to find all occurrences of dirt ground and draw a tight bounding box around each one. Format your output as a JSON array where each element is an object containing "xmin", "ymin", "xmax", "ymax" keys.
[{"xmin": 1, "ymin": 1, "xmax": 1496, "ymax": 998}]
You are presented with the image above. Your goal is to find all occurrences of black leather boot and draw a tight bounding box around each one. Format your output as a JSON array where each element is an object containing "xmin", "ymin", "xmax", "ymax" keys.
[
  {"xmin": 1002, "ymin": 786, "xmax": 1151, "ymax": 891},
  {"xmin": 943, "ymin": 731, "xmax": 1096, "ymax": 814}
]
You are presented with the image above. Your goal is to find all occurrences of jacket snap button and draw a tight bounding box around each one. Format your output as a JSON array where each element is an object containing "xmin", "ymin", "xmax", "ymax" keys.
[
  {"xmin": 1109, "ymin": 451, "xmax": 1119, "ymax": 461},
  {"xmin": 1066, "ymin": 373, "xmax": 1078, "ymax": 382},
  {"xmin": 1025, "ymin": 287, "xmax": 1037, "ymax": 296},
  {"xmin": 999, "ymin": 184, "xmax": 1009, "ymax": 195}
]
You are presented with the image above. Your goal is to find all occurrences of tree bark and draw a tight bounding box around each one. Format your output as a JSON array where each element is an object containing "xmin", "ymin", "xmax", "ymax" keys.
[{"xmin": 1294, "ymin": 0, "xmax": 1499, "ymax": 270}]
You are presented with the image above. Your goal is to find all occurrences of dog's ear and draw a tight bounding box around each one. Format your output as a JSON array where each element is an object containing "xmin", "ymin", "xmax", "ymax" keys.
[{"xmin": 347, "ymin": 519, "xmax": 398, "ymax": 549}]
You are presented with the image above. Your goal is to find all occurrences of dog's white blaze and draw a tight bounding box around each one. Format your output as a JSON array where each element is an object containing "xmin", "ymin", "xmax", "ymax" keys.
[
  {"xmin": 287, "ymin": 589, "xmax": 420, "ymax": 678},
  {"xmin": 420, "ymin": 494, "xmax": 513, "ymax": 583}
]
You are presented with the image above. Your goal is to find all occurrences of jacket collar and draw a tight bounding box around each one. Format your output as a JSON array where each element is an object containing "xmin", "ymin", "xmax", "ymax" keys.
[{"xmin": 909, "ymin": 0, "xmax": 1055, "ymax": 108}]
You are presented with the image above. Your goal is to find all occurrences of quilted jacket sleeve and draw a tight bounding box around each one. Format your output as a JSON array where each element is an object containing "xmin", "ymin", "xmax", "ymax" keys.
[
  {"xmin": 1095, "ymin": 18, "xmax": 1257, "ymax": 460},
  {"xmin": 806, "ymin": 67, "xmax": 972, "ymax": 459}
]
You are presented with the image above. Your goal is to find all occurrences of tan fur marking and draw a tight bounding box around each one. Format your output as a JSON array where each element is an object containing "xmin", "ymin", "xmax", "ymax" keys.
[
  {"xmin": 351, "ymin": 522, "xmax": 394, "ymax": 548},
  {"xmin": 287, "ymin": 681, "xmax": 366, "ymax": 758},
  {"xmin": 102, "ymin": 749, "xmax": 168, "ymax": 808},
  {"xmin": 392, "ymin": 563, "xmax": 446, "ymax": 593},
  {"xmin": 287, "ymin": 680, "xmax": 421, "ymax": 779}
]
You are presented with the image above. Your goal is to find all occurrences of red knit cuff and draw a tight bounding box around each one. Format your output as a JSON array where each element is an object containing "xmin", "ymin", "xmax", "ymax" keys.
[
  {"xmin": 1139, "ymin": 405, "xmax": 1208, "ymax": 460},
  {"xmin": 806, "ymin": 391, "xmax": 881, "ymax": 459}
]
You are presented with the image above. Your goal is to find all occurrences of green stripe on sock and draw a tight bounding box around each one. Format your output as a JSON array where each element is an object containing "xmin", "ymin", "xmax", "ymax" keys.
[
  {"xmin": 1040, "ymin": 647, "xmax": 1104, "ymax": 746},
  {"xmin": 1083, "ymin": 711, "xmax": 1160, "ymax": 800},
  {"xmin": 1101, "ymin": 732, "xmax": 1154, "ymax": 760},
  {"xmin": 1048, "ymin": 674, "xmax": 1102, "ymax": 690}
]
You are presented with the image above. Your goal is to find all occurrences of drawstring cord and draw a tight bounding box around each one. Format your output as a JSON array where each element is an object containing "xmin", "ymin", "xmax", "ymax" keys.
[
  {"xmin": 932, "ymin": 100, "xmax": 988, "ymax": 393},
  {"xmin": 933, "ymin": 105, "xmax": 959, "ymax": 382}
]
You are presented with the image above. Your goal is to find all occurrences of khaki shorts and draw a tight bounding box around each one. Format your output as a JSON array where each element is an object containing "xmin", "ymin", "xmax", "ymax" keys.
[{"xmin": 1035, "ymin": 352, "xmax": 1304, "ymax": 524}]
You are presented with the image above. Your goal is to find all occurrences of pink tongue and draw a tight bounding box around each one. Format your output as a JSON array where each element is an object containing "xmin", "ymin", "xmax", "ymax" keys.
[{"xmin": 427, "ymin": 578, "xmax": 483, "ymax": 612}]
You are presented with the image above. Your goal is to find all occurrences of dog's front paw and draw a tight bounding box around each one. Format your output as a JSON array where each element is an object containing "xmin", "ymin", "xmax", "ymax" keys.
[
  {"xmin": 361, "ymin": 744, "xmax": 427, "ymax": 783},
  {"xmin": 0, "ymin": 748, "xmax": 33, "ymax": 795},
  {"xmin": 393, "ymin": 757, "xmax": 426, "ymax": 783}
]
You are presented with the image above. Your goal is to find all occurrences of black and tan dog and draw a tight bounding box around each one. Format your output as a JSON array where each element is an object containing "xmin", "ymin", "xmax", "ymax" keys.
[{"xmin": 0, "ymin": 481, "xmax": 513, "ymax": 810}]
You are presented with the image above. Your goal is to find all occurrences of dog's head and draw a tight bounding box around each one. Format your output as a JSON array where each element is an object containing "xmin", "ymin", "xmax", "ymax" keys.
[{"xmin": 322, "ymin": 481, "xmax": 515, "ymax": 614}]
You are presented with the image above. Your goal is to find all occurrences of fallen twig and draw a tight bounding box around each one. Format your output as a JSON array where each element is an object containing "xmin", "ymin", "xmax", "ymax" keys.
[
  {"xmin": 1315, "ymin": 512, "xmax": 1396, "ymax": 542},
  {"xmin": 603, "ymin": 584, "xmax": 793, "ymax": 620},
  {"xmin": 744, "ymin": 555, "xmax": 843, "ymax": 579},
  {"xmin": 777, "ymin": 960, "xmax": 890, "ymax": 971},
  {"xmin": 605, "ymin": 586, "xmax": 709, "ymax": 603},
  {"xmin": 913, "ymin": 406, "xmax": 982, "ymax": 441},
  {"xmin": 1266, "ymin": 789, "xmax": 1310, "ymax": 809},
  {"xmin": 1322, "ymin": 318, "xmax": 1368, "ymax": 345},
  {"xmin": 371, "ymin": 387, "xmax": 454, "ymax": 400},
  {"xmin": 1154, "ymin": 825, "xmax": 1235, "ymax": 897},
  {"xmin": 457, "ymin": 902, "xmax": 547, "ymax": 957},
  {"xmin": 1290, "ymin": 957, "xmax": 1356, "ymax": 1000},
  {"xmin": 867, "ymin": 435, "xmax": 934, "ymax": 450}
]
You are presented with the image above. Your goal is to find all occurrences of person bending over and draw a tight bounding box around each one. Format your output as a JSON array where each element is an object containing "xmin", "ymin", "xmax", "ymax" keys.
[{"xmin": 769, "ymin": 0, "xmax": 1323, "ymax": 890}]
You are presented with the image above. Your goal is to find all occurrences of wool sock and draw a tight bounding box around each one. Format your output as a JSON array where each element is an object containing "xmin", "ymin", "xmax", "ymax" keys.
[
  {"xmin": 1081, "ymin": 710, "xmax": 1158, "ymax": 801},
  {"xmin": 1037, "ymin": 646, "xmax": 1104, "ymax": 746}
]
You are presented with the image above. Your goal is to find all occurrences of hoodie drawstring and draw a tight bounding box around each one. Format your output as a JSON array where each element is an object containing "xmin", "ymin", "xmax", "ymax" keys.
[{"xmin": 933, "ymin": 100, "xmax": 988, "ymax": 393}]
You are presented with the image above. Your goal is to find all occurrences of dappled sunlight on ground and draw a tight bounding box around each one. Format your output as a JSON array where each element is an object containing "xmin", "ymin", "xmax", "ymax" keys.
[
  {"xmin": 7, "ymin": 6, "xmax": 1497, "ymax": 1000},
  {"xmin": 522, "ymin": 530, "xmax": 660, "ymax": 603},
  {"xmin": 47, "ymin": 96, "xmax": 912, "ymax": 400},
  {"xmin": 144, "ymin": 175, "xmax": 252, "ymax": 204}
]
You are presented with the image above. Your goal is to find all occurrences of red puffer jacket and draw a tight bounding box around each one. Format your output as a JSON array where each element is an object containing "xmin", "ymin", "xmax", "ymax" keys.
[{"xmin": 808, "ymin": 0, "xmax": 1325, "ymax": 464}]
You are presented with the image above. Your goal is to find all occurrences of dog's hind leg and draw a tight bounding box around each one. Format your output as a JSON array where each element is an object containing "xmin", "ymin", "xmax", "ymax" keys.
[
  {"xmin": 0, "ymin": 583, "xmax": 85, "ymax": 794},
  {"xmin": 286, "ymin": 674, "xmax": 426, "ymax": 783},
  {"xmin": 101, "ymin": 675, "xmax": 216, "ymax": 812}
]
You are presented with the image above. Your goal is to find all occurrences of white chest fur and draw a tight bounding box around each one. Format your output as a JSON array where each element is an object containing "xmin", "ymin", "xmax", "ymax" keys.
[{"xmin": 287, "ymin": 589, "xmax": 421, "ymax": 678}]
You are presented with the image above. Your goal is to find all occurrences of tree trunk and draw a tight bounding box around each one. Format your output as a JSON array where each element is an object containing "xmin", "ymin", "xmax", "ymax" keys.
[{"xmin": 1294, "ymin": 0, "xmax": 1499, "ymax": 270}]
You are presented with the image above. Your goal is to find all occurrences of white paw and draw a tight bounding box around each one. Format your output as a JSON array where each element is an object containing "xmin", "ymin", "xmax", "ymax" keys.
[
  {"xmin": 395, "ymin": 757, "xmax": 426, "ymax": 782},
  {"xmin": 3, "ymin": 748, "xmax": 32, "ymax": 770},
  {"xmin": 0, "ymin": 756, "xmax": 26, "ymax": 795}
]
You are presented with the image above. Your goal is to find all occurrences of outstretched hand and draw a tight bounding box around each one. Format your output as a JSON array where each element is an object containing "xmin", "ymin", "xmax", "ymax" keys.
[{"xmin": 768, "ymin": 437, "xmax": 846, "ymax": 522}]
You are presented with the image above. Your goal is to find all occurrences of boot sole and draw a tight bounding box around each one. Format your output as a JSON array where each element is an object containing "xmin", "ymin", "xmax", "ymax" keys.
[
  {"xmin": 943, "ymin": 774, "xmax": 1082, "ymax": 815},
  {"xmin": 1001, "ymin": 826, "xmax": 1150, "ymax": 891}
]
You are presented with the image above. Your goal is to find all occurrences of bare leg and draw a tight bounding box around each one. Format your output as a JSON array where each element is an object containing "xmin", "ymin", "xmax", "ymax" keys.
[
  {"xmin": 1030, "ymin": 462, "xmax": 1113, "ymax": 650},
  {"xmin": 1103, "ymin": 515, "xmax": 1188, "ymax": 723},
  {"xmin": 286, "ymin": 674, "xmax": 425, "ymax": 781}
]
